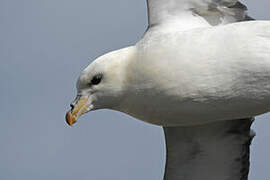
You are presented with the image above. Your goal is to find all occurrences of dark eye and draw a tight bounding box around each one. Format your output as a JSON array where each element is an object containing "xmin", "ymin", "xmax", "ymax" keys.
[{"xmin": 91, "ymin": 74, "xmax": 103, "ymax": 85}]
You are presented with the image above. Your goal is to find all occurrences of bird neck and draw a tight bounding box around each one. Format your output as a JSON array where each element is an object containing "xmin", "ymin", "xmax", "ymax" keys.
[{"xmin": 163, "ymin": 119, "xmax": 254, "ymax": 180}]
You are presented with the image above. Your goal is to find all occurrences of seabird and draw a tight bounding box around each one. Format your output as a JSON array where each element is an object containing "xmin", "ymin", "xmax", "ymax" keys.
[{"xmin": 66, "ymin": 1, "xmax": 270, "ymax": 179}]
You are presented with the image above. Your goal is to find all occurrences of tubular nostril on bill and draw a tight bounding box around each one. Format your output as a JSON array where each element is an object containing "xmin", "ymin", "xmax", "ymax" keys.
[{"xmin": 70, "ymin": 103, "xmax": 75, "ymax": 110}]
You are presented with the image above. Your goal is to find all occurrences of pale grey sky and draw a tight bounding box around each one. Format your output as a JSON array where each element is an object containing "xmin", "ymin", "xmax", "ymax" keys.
[{"xmin": 0, "ymin": 0, "xmax": 270, "ymax": 179}]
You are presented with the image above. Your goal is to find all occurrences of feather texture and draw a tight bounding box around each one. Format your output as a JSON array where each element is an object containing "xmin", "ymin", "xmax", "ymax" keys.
[
  {"xmin": 163, "ymin": 118, "xmax": 255, "ymax": 180},
  {"xmin": 146, "ymin": 0, "xmax": 254, "ymax": 30}
]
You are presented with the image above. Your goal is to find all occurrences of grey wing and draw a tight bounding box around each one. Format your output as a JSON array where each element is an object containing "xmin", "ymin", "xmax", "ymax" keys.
[
  {"xmin": 163, "ymin": 118, "xmax": 254, "ymax": 180},
  {"xmin": 146, "ymin": 0, "xmax": 254, "ymax": 29},
  {"xmin": 228, "ymin": 2, "xmax": 255, "ymax": 21}
]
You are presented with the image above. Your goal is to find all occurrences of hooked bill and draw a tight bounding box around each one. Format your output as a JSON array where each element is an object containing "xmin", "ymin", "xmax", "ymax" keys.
[{"xmin": 65, "ymin": 97, "xmax": 88, "ymax": 126}]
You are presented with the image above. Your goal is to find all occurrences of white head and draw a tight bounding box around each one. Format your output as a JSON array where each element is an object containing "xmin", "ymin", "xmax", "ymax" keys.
[{"xmin": 66, "ymin": 46, "xmax": 135, "ymax": 126}]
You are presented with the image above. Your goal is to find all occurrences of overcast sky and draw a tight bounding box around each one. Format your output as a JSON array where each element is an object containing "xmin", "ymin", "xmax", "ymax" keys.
[{"xmin": 1, "ymin": 0, "xmax": 270, "ymax": 180}]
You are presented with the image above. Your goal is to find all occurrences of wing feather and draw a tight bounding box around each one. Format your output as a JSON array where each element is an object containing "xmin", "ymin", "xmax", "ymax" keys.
[{"xmin": 146, "ymin": 0, "xmax": 254, "ymax": 30}]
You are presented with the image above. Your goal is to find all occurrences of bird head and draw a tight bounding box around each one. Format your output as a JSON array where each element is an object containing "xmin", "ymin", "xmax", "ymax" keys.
[{"xmin": 65, "ymin": 47, "xmax": 134, "ymax": 126}]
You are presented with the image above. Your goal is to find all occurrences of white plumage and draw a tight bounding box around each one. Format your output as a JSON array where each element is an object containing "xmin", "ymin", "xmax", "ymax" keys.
[
  {"xmin": 131, "ymin": 21, "xmax": 270, "ymax": 126},
  {"xmin": 66, "ymin": 1, "xmax": 269, "ymax": 180}
]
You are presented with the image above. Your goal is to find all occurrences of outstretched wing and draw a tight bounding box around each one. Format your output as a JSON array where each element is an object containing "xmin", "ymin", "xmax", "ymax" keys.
[
  {"xmin": 146, "ymin": 0, "xmax": 254, "ymax": 30},
  {"xmin": 163, "ymin": 118, "xmax": 254, "ymax": 180}
]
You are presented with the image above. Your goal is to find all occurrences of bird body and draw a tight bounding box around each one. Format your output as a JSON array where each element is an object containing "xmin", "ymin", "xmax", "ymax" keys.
[
  {"xmin": 66, "ymin": 0, "xmax": 260, "ymax": 127},
  {"xmin": 116, "ymin": 21, "xmax": 270, "ymax": 126},
  {"xmin": 66, "ymin": 1, "xmax": 269, "ymax": 180}
]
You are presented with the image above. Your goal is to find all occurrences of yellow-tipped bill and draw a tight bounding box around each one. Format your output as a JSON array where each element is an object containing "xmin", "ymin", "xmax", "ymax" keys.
[{"xmin": 66, "ymin": 97, "xmax": 88, "ymax": 126}]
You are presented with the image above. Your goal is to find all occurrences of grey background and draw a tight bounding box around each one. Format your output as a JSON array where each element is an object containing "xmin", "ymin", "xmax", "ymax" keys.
[{"xmin": 1, "ymin": 0, "xmax": 270, "ymax": 179}]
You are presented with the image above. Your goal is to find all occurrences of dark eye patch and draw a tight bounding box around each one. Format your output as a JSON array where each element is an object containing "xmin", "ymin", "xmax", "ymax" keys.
[{"xmin": 91, "ymin": 74, "xmax": 103, "ymax": 85}]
